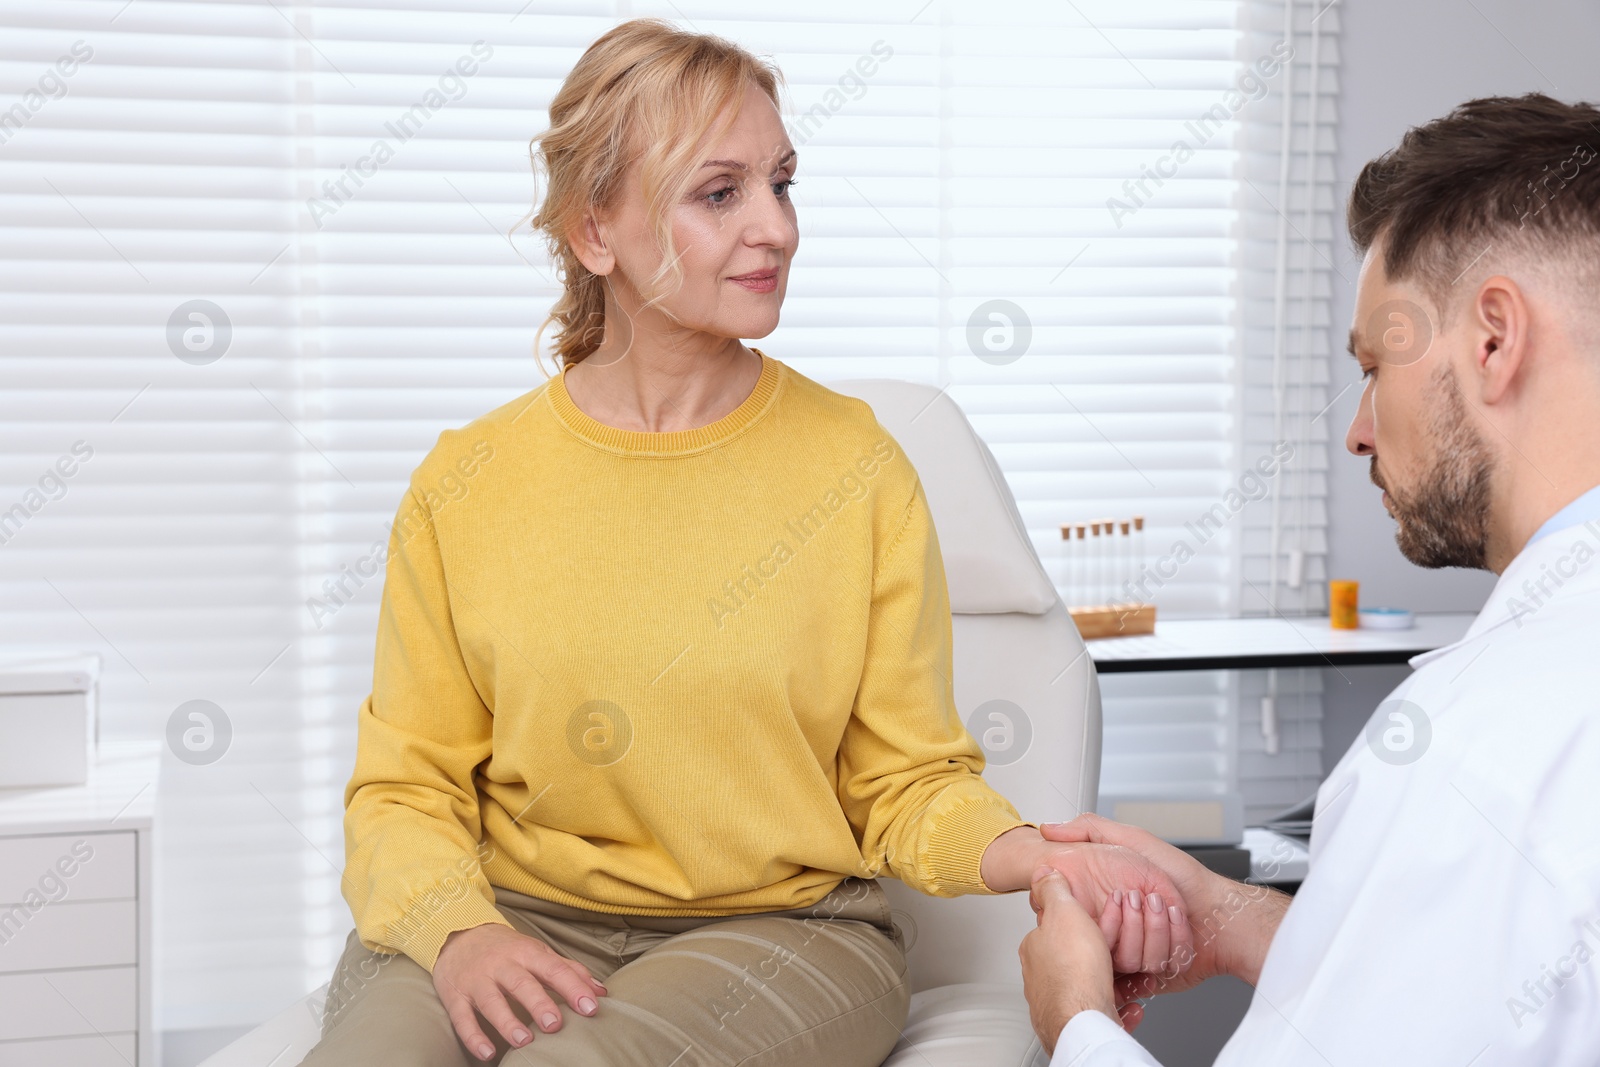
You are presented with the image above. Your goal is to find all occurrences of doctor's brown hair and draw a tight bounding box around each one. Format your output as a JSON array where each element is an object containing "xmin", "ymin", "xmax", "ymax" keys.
[
  {"xmin": 525, "ymin": 19, "xmax": 784, "ymax": 371},
  {"xmin": 1347, "ymin": 93, "xmax": 1600, "ymax": 313}
]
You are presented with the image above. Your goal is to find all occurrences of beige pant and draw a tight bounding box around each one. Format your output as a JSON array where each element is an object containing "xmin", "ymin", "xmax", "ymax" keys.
[{"xmin": 302, "ymin": 877, "xmax": 911, "ymax": 1067}]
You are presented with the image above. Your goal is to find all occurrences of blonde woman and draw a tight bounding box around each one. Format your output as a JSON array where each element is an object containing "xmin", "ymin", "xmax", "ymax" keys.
[{"xmin": 303, "ymin": 19, "xmax": 1189, "ymax": 1067}]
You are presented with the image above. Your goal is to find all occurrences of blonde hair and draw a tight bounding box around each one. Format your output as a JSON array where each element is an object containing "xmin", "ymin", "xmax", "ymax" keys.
[{"xmin": 527, "ymin": 19, "xmax": 784, "ymax": 372}]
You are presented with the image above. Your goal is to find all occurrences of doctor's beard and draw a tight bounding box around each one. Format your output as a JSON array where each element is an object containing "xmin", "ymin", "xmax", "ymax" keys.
[{"xmin": 1370, "ymin": 362, "xmax": 1494, "ymax": 570}]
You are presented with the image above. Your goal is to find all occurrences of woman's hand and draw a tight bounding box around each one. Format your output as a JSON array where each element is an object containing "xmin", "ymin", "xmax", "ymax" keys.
[
  {"xmin": 982, "ymin": 825, "xmax": 1193, "ymax": 976},
  {"xmin": 1040, "ymin": 815, "xmax": 1292, "ymax": 997},
  {"xmin": 431, "ymin": 922, "xmax": 609, "ymax": 1061}
]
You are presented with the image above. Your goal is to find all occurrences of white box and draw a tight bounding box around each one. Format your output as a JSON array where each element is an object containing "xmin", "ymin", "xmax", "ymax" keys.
[{"xmin": 0, "ymin": 654, "xmax": 99, "ymax": 788}]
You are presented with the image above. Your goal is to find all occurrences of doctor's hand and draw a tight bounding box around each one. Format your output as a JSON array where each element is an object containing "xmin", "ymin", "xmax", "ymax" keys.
[
  {"xmin": 982, "ymin": 826, "xmax": 1193, "ymax": 976},
  {"xmin": 1039, "ymin": 814, "xmax": 1291, "ymax": 991},
  {"xmin": 1019, "ymin": 865, "xmax": 1121, "ymax": 1054},
  {"xmin": 432, "ymin": 922, "xmax": 609, "ymax": 1061}
]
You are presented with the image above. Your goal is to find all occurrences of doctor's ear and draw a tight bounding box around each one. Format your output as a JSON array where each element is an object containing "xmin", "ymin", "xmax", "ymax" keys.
[
  {"xmin": 569, "ymin": 212, "xmax": 617, "ymax": 277},
  {"xmin": 1470, "ymin": 274, "xmax": 1530, "ymax": 406}
]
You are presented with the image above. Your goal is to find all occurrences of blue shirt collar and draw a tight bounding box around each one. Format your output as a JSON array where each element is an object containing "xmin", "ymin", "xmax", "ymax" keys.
[{"xmin": 1527, "ymin": 483, "xmax": 1600, "ymax": 545}]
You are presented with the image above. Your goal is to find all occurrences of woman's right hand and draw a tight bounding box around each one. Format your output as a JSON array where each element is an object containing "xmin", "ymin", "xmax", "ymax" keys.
[{"xmin": 431, "ymin": 922, "xmax": 609, "ymax": 1061}]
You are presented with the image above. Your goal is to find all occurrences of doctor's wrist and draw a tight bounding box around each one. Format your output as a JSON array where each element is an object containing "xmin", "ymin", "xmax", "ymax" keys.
[{"xmin": 1209, "ymin": 881, "xmax": 1292, "ymax": 986}]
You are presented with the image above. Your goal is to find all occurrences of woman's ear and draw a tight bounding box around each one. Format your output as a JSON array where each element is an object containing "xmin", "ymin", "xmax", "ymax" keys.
[{"xmin": 569, "ymin": 212, "xmax": 615, "ymax": 277}]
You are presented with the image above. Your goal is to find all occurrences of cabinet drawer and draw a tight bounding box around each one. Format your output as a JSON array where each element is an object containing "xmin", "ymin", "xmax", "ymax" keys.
[
  {"xmin": 0, "ymin": 966, "xmax": 137, "ymax": 1040},
  {"xmin": 0, "ymin": 833, "xmax": 135, "ymax": 904},
  {"xmin": 0, "ymin": 1032, "xmax": 137, "ymax": 1067},
  {"xmin": 0, "ymin": 900, "xmax": 136, "ymax": 973}
]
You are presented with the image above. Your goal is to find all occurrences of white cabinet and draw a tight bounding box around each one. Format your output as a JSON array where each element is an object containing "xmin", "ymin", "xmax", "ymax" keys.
[{"xmin": 0, "ymin": 741, "xmax": 158, "ymax": 1065}]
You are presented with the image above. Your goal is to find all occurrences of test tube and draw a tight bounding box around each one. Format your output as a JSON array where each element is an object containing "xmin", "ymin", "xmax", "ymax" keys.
[
  {"xmin": 1074, "ymin": 524, "xmax": 1087, "ymax": 607},
  {"xmin": 1094, "ymin": 521, "xmax": 1107, "ymax": 604},
  {"xmin": 1132, "ymin": 515, "xmax": 1146, "ymax": 604},
  {"xmin": 1059, "ymin": 523, "xmax": 1073, "ymax": 607},
  {"xmin": 1105, "ymin": 521, "xmax": 1117, "ymax": 606},
  {"xmin": 1118, "ymin": 520, "xmax": 1131, "ymax": 606},
  {"xmin": 1088, "ymin": 524, "xmax": 1100, "ymax": 607},
  {"xmin": 1107, "ymin": 520, "xmax": 1118, "ymax": 605},
  {"xmin": 1100, "ymin": 518, "xmax": 1113, "ymax": 604}
]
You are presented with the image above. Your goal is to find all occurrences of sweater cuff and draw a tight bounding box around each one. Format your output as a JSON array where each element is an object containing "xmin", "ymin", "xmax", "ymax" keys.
[
  {"xmin": 920, "ymin": 795, "xmax": 1034, "ymax": 896},
  {"xmin": 382, "ymin": 885, "xmax": 513, "ymax": 973}
]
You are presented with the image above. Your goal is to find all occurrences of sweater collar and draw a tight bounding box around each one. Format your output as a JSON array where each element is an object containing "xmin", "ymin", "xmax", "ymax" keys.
[{"xmin": 545, "ymin": 348, "xmax": 782, "ymax": 456}]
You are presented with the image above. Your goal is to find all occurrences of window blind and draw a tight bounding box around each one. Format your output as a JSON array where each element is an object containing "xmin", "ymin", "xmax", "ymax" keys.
[
  {"xmin": 0, "ymin": 0, "xmax": 308, "ymax": 1029},
  {"xmin": 0, "ymin": 0, "xmax": 1338, "ymax": 1029},
  {"xmin": 1235, "ymin": 0, "xmax": 1340, "ymax": 821}
]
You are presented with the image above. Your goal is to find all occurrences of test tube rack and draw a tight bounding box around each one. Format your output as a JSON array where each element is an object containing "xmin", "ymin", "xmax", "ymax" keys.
[{"xmin": 1058, "ymin": 516, "xmax": 1157, "ymax": 640}]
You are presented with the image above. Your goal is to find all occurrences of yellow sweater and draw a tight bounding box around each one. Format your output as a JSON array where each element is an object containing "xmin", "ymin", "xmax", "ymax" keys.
[{"xmin": 341, "ymin": 349, "xmax": 1032, "ymax": 971}]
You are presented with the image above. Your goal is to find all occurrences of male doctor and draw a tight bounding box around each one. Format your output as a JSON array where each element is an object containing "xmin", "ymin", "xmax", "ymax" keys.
[{"xmin": 1019, "ymin": 92, "xmax": 1600, "ymax": 1064}]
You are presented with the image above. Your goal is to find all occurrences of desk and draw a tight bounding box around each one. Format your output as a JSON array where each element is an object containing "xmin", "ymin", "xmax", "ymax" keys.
[
  {"xmin": 0, "ymin": 740, "xmax": 159, "ymax": 1067},
  {"xmin": 1183, "ymin": 829, "xmax": 1310, "ymax": 889},
  {"xmin": 1244, "ymin": 827, "xmax": 1310, "ymax": 885},
  {"xmin": 1088, "ymin": 612, "xmax": 1476, "ymax": 673}
]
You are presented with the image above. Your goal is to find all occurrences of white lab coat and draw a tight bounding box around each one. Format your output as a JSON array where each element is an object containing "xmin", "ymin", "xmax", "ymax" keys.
[{"xmin": 1053, "ymin": 518, "xmax": 1600, "ymax": 1066}]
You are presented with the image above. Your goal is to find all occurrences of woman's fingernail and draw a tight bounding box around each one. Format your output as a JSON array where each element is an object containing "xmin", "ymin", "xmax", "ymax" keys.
[
  {"xmin": 541, "ymin": 1012, "xmax": 559, "ymax": 1030},
  {"xmin": 1169, "ymin": 905, "xmax": 1181, "ymax": 924},
  {"xmin": 511, "ymin": 1028, "xmax": 529, "ymax": 1045},
  {"xmin": 578, "ymin": 996, "xmax": 597, "ymax": 1014},
  {"xmin": 1032, "ymin": 864, "xmax": 1055, "ymax": 882},
  {"xmin": 1128, "ymin": 889, "xmax": 1142, "ymax": 911},
  {"xmin": 1148, "ymin": 892, "xmax": 1163, "ymax": 914},
  {"xmin": 1113, "ymin": 889, "xmax": 1123, "ymax": 907},
  {"xmin": 477, "ymin": 1043, "xmax": 494, "ymax": 1059}
]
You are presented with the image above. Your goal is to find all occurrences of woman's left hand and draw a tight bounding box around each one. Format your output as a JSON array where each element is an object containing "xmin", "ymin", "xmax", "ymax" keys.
[{"xmin": 982, "ymin": 826, "xmax": 1193, "ymax": 976}]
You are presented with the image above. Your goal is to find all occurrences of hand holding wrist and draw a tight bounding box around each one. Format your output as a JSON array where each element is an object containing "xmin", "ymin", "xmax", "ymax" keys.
[
  {"xmin": 1037, "ymin": 815, "xmax": 1289, "ymax": 988},
  {"xmin": 980, "ymin": 824, "xmax": 1049, "ymax": 893},
  {"xmin": 1019, "ymin": 867, "xmax": 1120, "ymax": 1054}
]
